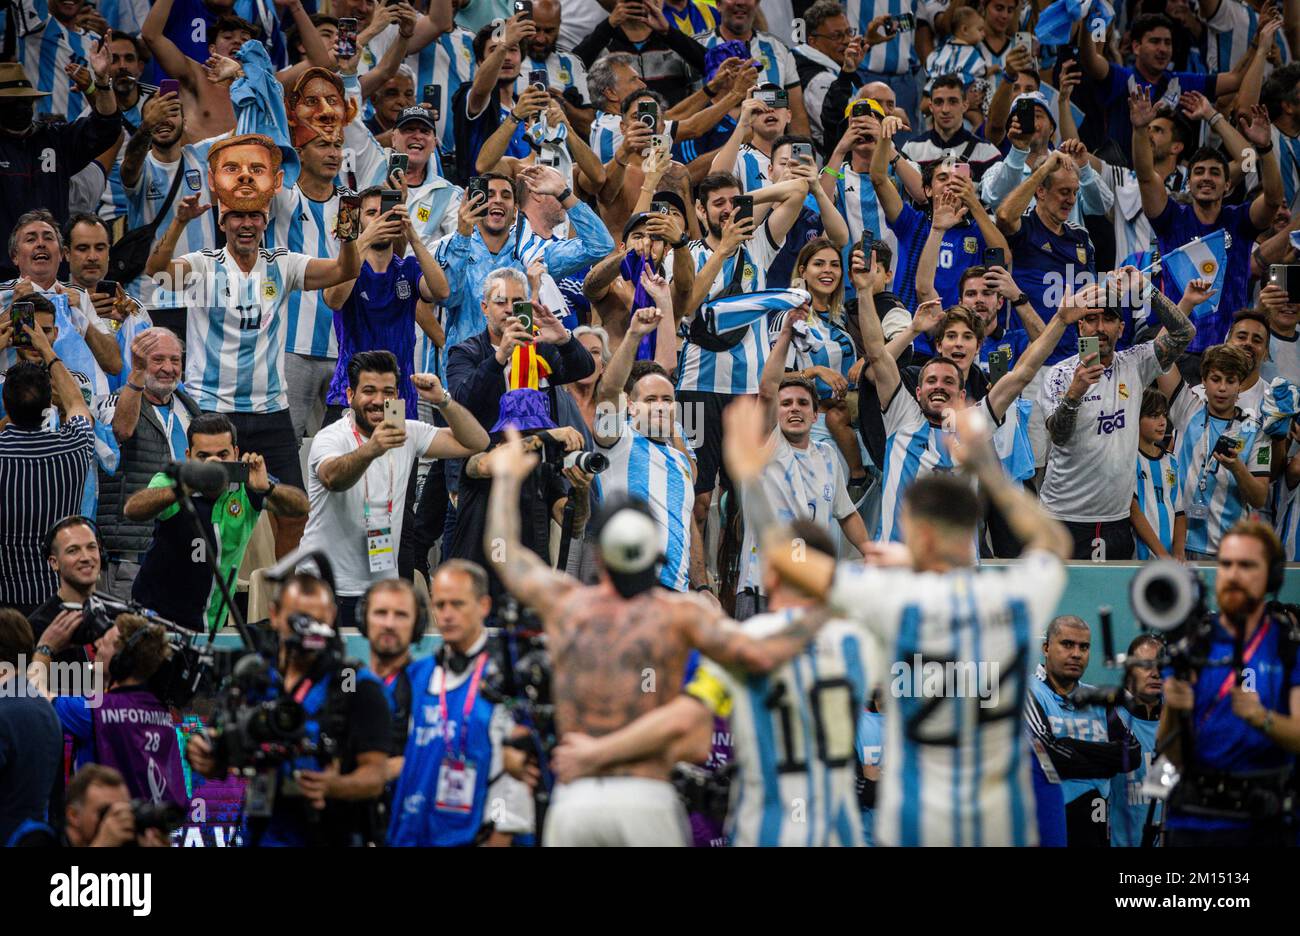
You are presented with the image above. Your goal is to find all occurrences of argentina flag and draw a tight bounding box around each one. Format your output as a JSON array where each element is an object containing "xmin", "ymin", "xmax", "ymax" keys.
[
  {"xmin": 701, "ymin": 289, "xmax": 811, "ymax": 338},
  {"xmin": 1261, "ymin": 377, "xmax": 1300, "ymax": 437},
  {"xmin": 994, "ymin": 397, "xmax": 1036, "ymax": 482},
  {"xmin": 1036, "ymin": 0, "xmax": 1114, "ymax": 46},
  {"xmin": 1162, "ymin": 230, "xmax": 1227, "ymax": 330}
]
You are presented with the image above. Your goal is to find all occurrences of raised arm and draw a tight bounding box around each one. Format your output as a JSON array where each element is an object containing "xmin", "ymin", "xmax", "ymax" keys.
[
  {"xmin": 1131, "ymin": 90, "xmax": 1170, "ymax": 220},
  {"xmin": 477, "ymin": 87, "xmax": 546, "ymax": 174},
  {"xmin": 358, "ymin": 10, "xmax": 414, "ymax": 98},
  {"xmin": 142, "ymin": 0, "xmax": 200, "ymax": 90},
  {"xmin": 144, "ymin": 195, "xmax": 208, "ymax": 279},
  {"xmin": 985, "ymin": 291, "xmax": 1081, "ymax": 420},
  {"xmin": 996, "ymin": 150, "xmax": 1065, "ymax": 236},
  {"xmin": 709, "ymin": 96, "xmax": 761, "ymax": 178},
  {"xmin": 870, "ymin": 116, "xmax": 905, "ymax": 223},
  {"xmin": 1147, "ymin": 271, "xmax": 1199, "ymax": 371},
  {"xmin": 302, "ymin": 235, "xmax": 362, "ymax": 290},
  {"xmin": 593, "ymin": 306, "xmax": 660, "ymax": 446},
  {"xmin": 412, "ymin": 374, "xmax": 490, "ymax": 456},
  {"xmin": 468, "ymin": 15, "xmax": 533, "ymax": 117},
  {"xmin": 1078, "ymin": 22, "xmax": 1111, "ymax": 80},
  {"xmin": 120, "ymin": 93, "xmax": 176, "ymax": 190},
  {"xmin": 483, "ymin": 429, "xmax": 580, "ymax": 623},
  {"xmin": 915, "ymin": 189, "xmax": 964, "ymax": 306},
  {"xmin": 1236, "ymin": 105, "xmax": 1286, "ymax": 231},
  {"xmin": 759, "ymin": 309, "xmax": 797, "ymax": 435},
  {"xmin": 850, "ymin": 246, "xmax": 901, "ymax": 405}
]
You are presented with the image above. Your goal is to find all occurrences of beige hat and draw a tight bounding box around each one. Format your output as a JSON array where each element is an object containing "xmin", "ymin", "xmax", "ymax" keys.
[{"xmin": 0, "ymin": 63, "xmax": 50, "ymax": 99}]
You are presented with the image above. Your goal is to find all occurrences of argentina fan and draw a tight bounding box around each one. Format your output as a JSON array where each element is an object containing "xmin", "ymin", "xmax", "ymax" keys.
[{"xmin": 3, "ymin": 0, "xmax": 1300, "ymax": 873}]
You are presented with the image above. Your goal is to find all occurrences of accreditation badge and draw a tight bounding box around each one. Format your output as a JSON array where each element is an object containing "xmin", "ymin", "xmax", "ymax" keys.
[
  {"xmin": 435, "ymin": 756, "xmax": 477, "ymax": 813},
  {"xmin": 366, "ymin": 521, "xmax": 396, "ymax": 573}
]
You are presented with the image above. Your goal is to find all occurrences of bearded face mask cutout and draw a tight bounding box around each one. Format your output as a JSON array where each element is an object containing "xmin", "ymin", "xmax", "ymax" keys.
[
  {"xmin": 207, "ymin": 133, "xmax": 285, "ymax": 214},
  {"xmin": 286, "ymin": 67, "xmax": 356, "ymax": 148}
]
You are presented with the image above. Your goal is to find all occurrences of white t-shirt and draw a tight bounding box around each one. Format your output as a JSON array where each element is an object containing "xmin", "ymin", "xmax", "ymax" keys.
[
  {"xmin": 738, "ymin": 430, "xmax": 856, "ymax": 594},
  {"xmin": 1038, "ymin": 343, "xmax": 1162, "ymax": 523},
  {"xmin": 302, "ymin": 412, "xmax": 440, "ymax": 596},
  {"xmin": 1270, "ymin": 331, "xmax": 1300, "ymax": 390}
]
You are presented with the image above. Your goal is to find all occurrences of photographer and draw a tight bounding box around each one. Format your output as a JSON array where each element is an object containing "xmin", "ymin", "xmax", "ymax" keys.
[
  {"xmin": 63, "ymin": 765, "xmax": 170, "ymax": 848},
  {"xmin": 186, "ymin": 569, "xmax": 392, "ymax": 847},
  {"xmin": 32, "ymin": 613, "xmax": 187, "ymax": 809},
  {"xmin": 389, "ymin": 559, "xmax": 533, "ymax": 846},
  {"xmin": 1159, "ymin": 522, "xmax": 1300, "ymax": 847},
  {"xmin": 125, "ymin": 414, "xmax": 309, "ymax": 632},
  {"xmin": 1111, "ymin": 634, "xmax": 1165, "ymax": 848}
]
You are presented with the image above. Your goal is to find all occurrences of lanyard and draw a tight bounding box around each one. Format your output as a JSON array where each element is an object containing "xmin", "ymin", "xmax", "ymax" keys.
[
  {"xmin": 292, "ymin": 677, "xmax": 314, "ymax": 706},
  {"xmin": 156, "ymin": 401, "xmax": 179, "ymax": 459},
  {"xmin": 351, "ymin": 420, "xmax": 394, "ymax": 522},
  {"xmin": 1199, "ymin": 619, "xmax": 1271, "ymax": 728},
  {"xmin": 1195, "ymin": 407, "xmax": 1236, "ymax": 497},
  {"xmin": 438, "ymin": 653, "xmax": 488, "ymax": 758}
]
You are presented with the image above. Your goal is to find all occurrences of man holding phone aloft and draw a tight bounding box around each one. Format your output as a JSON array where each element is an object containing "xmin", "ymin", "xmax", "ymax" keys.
[
  {"xmin": 302, "ymin": 350, "xmax": 488, "ymax": 625},
  {"xmin": 124, "ymin": 413, "xmax": 309, "ymax": 632},
  {"xmin": 1037, "ymin": 268, "xmax": 1196, "ymax": 559}
]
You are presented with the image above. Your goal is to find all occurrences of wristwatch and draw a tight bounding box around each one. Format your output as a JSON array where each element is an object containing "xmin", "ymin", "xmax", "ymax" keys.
[
  {"xmin": 556, "ymin": 186, "xmax": 574, "ymax": 203},
  {"xmin": 433, "ymin": 390, "xmax": 452, "ymax": 408},
  {"xmin": 35, "ymin": 644, "xmax": 55, "ymax": 658},
  {"xmin": 262, "ymin": 481, "xmax": 277, "ymax": 498},
  {"xmin": 672, "ymin": 232, "xmax": 690, "ymax": 249},
  {"xmin": 1010, "ymin": 294, "xmax": 1030, "ymax": 306}
]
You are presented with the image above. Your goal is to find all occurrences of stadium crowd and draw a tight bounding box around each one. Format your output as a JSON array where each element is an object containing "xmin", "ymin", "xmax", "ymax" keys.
[{"xmin": 1, "ymin": 0, "xmax": 1300, "ymax": 849}]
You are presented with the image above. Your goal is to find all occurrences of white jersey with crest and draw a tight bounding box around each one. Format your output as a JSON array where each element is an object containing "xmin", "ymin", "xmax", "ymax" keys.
[{"xmin": 826, "ymin": 549, "xmax": 1067, "ymax": 846}]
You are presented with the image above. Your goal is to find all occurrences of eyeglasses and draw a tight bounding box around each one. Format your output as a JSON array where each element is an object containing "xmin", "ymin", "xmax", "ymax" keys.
[{"xmin": 811, "ymin": 28, "xmax": 856, "ymax": 41}]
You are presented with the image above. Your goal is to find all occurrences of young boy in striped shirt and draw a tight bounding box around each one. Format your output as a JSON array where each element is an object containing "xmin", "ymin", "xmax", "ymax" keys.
[{"xmin": 1130, "ymin": 388, "xmax": 1185, "ymax": 560}]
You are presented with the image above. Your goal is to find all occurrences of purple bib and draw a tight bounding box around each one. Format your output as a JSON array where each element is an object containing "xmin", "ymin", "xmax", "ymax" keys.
[{"xmin": 92, "ymin": 689, "xmax": 189, "ymax": 808}]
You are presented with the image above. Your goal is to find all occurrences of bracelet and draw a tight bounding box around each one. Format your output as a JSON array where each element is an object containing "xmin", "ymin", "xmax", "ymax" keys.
[
  {"xmin": 126, "ymin": 382, "xmax": 145, "ymax": 393},
  {"xmin": 1256, "ymin": 141, "xmax": 1274, "ymax": 155},
  {"xmin": 263, "ymin": 481, "xmax": 277, "ymax": 498},
  {"xmin": 35, "ymin": 644, "xmax": 54, "ymax": 657},
  {"xmin": 673, "ymin": 234, "xmax": 689, "ymax": 249},
  {"xmin": 889, "ymin": 153, "xmax": 900, "ymax": 166},
  {"xmin": 1209, "ymin": 112, "xmax": 1223, "ymax": 127},
  {"xmin": 557, "ymin": 186, "xmax": 573, "ymax": 202},
  {"xmin": 1261, "ymin": 710, "xmax": 1275, "ymax": 734},
  {"xmin": 1011, "ymin": 294, "xmax": 1030, "ymax": 306},
  {"xmin": 433, "ymin": 391, "xmax": 451, "ymax": 408},
  {"xmin": 615, "ymin": 155, "xmax": 629, "ymax": 167},
  {"xmin": 694, "ymin": 583, "xmax": 714, "ymax": 593}
]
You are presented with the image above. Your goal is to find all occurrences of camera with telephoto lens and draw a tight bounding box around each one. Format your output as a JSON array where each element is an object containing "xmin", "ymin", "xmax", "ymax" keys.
[
  {"xmin": 561, "ymin": 451, "xmax": 608, "ymax": 474},
  {"xmin": 131, "ymin": 799, "xmax": 185, "ymax": 835},
  {"xmin": 1130, "ymin": 560, "xmax": 1213, "ymax": 678},
  {"xmin": 209, "ymin": 651, "xmax": 336, "ymax": 771}
]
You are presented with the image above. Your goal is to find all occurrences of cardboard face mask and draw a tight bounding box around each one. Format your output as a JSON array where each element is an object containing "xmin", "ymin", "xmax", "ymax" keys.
[
  {"xmin": 206, "ymin": 133, "xmax": 284, "ymax": 214},
  {"xmin": 286, "ymin": 67, "xmax": 356, "ymax": 148}
]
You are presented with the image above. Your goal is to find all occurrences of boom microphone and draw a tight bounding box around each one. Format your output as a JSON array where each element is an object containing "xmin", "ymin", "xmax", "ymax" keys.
[{"xmin": 164, "ymin": 460, "xmax": 230, "ymax": 495}]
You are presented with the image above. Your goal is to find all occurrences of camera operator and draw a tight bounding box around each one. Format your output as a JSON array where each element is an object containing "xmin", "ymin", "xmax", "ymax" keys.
[
  {"xmin": 31, "ymin": 613, "xmax": 187, "ymax": 809},
  {"xmin": 1111, "ymin": 634, "xmax": 1164, "ymax": 847},
  {"xmin": 25, "ymin": 516, "xmax": 104, "ymax": 664},
  {"xmin": 1159, "ymin": 521, "xmax": 1300, "ymax": 847},
  {"xmin": 186, "ymin": 570, "xmax": 392, "ymax": 847},
  {"xmin": 63, "ymin": 765, "xmax": 170, "ymax": 848},
  {"xmin": 1026, "ymin": 615, "xmax": 1142, "ymax": 847},
  {"xmin": 389, "ymin": 559, "xmax": 534, "ymax": 846}
]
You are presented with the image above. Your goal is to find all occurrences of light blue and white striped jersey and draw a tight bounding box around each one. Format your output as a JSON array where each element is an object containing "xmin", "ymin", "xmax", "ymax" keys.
[
  {"xmin": 847, "ymin": 0, "xmax": 917, "ymax": 75},
  {"xmin": 512, "ymin": 52, "xmax": 590, "ymax": 102},
  {"xmin": 1110, "ymin": 703, "xmax": 1161, "ymax": 847},
  {"xmin": 124, "ymin": 143, "xmax": 221, "ymax": 307},
  {"xmin": 1270, "ymin": 330, "xmax": 1300, "ymax": 390},
  {"xmin": 405, "ymin": 27, "xmax": 476, "ymax": 154},
  {"xmin": 675, "ymin": 224, "xmax": 783, "ymax": 395},
  {"xmin": 264, "ymin": 184, "xmax": 344, "ymax": 358},
  {"xmin": 1134, "ymin": 449, "xmax": 1182, "ymax": 560},
  {"xmin": 589, "ymin": 110, "xmax": 622, "ymax": 164},
  {"xmin": 923, "ymin": 40, "xmax": 987, "ymax": 93},
  {"xmin": 695, "ymin": 29, "xmax": 798, "ymax": 89},
  {"xmin": 75, "ymin": 85, "xmax": 156, "ymax": 222},
  {"xmin": 731, "ymin": 143, "xmax": 771, "ymax": 194},
  {"xmin": 178, "ymin": 247, "xmax": 311, "ymax": 414},
  {"xmin": 977, "ymin": 38, "xmax": 1011, "ymax": 89},
  {"xmin": 835, "ymin": 163, "xmax": 899, "ymax": 287},
  {"xmin": 1170, "ymin": 385, "xmax": 1272, "ymax": 556},
  {"xmin": 1276, "ymin": 475, "xmax": 1300, "ymax": 560},
  {"xmin": 1270, "ymin": 126, "xmax": 1300, "ymax": 214},
  {"xmin": 771, "ymin": 309, "xmax": 857, "ymax": 395},
  {"xmin": 1028, "ymin": 666, "xmax": 1114, "ymax": 806},
  {"xmin": 827, "ymin": 550, "xmax": 1065, "ymax": 846},
  {"xmin": 342, "ymin": 75, "xmax": 404, "ymax": 192},
  {"xmin": 686, "ymin": 610, "xmax": 870, "ymax": 847},
  {"xmin": 19, "ymin": 19, "xmax": 98, "ymax": 118},
  {"xmin": 738, "ymin": 429, "xmax": 856, "ymax": 595},
  {"xmin": 1204, "ymin": 0, "xmax": 1267, "ymax": 73},
  {"xmin": 594, "ymin": 425, "xmax": 694, "ymax": 591},
  {"xmin": 0, "ymin": 285, "xmax": 113, "ymax": 404},
  {"xmin": 1102, "ymin": 161, "xmax": 1187, "ymax": 273},
  {"xmin": 876, "ymin": 388, "xmax": 993, "ymax": 542}
]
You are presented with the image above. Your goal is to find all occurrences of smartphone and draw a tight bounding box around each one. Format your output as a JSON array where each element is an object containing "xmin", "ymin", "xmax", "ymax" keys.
[
  {"xmin": 338, "ymin": 18, "xmax": 358, "ymax": 57},
  {"xmin": 1270, "ymin": 264, "xmax": 1300, "ymax": 302},
  {"xmin": 1013, "ymin": 98, "xmax": 1037, "ymax": 135},
  {"xmin": 1214, "ymin": 435, "xmax": 1243, "ymax": 458},
  {"xmin": 651, "ymin": 200, "xmax": 671, "ymax": 215},
  {"xmin": 422, "ymin": 83, "xmax": 441, "ymax": 109},
  {"xmin": 96, "ymin": 279, "xmax": 120, "ymax": 296},
  {"xmin": 790, "ymin": 142, "xmax": 813, "ymax": 163},
  {"xmin": 513, "ymin": 0, "xmax": 532, "ymax": 15},
  {"xmin": 636, "ymin": 99, "xmax": 658, "ymax": 129},
  {"xmin": 650, "ymin": 132, "xmax": 670, "ymax": 153},
  {"xmin": 388, "ymin": 153, "xmax": 409, "ymax": 176},
  {"xmin": 850, "ymin": 99, "xmax": 873, "ymax": 118},
  {"xmin": 10, "ymin": 301, "xmax": 34, "ymax": 348},
  {"xmin": 983, "ymin": 247, "xmax": 1006, "ymax": 269},
  {"xmin": 513, "ymin": 300, "xmax": 535, "ymax": 333},
  {"xmin": 887, "ymin": 13, "xmax": 915, "ymax": 33},
  {"xmin": 380, "ymin": 189, "xmax": 402, "ymax": 214},
  {"xmin": 952, "ymin": 161, "xmax": 971, "ymax": 179},
  {"xmin": 731, "ymin": 194, "xmax": 753, "ymax": 223},
  {"xmin": 184, "ymin": 168, "xmax": 202, "ymax": 191},
  {"xmin": 218, "ymin": 460, "xmax": 250, "ymax": 485},
  {"xmin": 1014, "ymin": 30, "xmax": 1032, "ymax": 50},
  {"xmin": 1078, "ymin": 335, "xmax": 1100, "ymax": 362},
  {"xmin": 774, "ymin": 89, "xmax": 789, "ymax": 109},
  {"xmin": 529, "ymin": 69, "xmax": 548, "ymax": 91},
  {"xmin": 337, "ymin": 194, "xmax": 361, "ymax": 241},
  {"xmin": 987, "ymin": 348, "xmax": 1012, "ymax": 385},
  {"xmin": 873, "ymin": 240, "xmax": 893, "ymax": 272},
  {"xmin": 467, "ymin": 175, "xmax": 489, "ymax": 203},
  {"xmin": 383, "ymin": 398, "xmax": 405, "ymax": 429}
]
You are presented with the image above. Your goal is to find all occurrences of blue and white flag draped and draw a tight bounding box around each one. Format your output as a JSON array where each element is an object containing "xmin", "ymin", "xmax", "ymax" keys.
[
  {"xmin": 1162, "ymin": 230, "xmax": 1227, "ymax": 329},
  {"xmin": 1290, "ymin": 229, "xmax": 1300, "ymax": 252},
  {"xmin": 994, "ymin": 397, "xmax": 1036, "ymax": 482},
  {"xmin": 1036, "ymin": 0, "xmax": 1115, "ymax": 46},
  {"xmin": 700, "ymin": 288, "xmax": 811, "ymax": 337},
  {"xmin": 1261, "ymin": 377, "xmax": 1300, "ymax": 437},
  {"xmin": 231, "ymin": 39, "xmax": 300, "ymax": 190}
]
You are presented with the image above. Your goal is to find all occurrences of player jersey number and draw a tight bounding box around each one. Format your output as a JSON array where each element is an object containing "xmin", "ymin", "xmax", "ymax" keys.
[
  {"xmin": 764, "ymin": 676, "xmax": 857, "ymax": 773},
  {"xmin": 235, "ymin": 304, "xmax": 262, "ymax": 331},
  {"xmin": 938, "ymin": 246, "xmax": 954, "ymax": 269},
  {"xmin": 902, "ymin": 649, "xmax": 1027, "ymax": 745}
]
